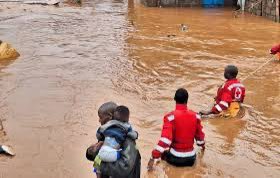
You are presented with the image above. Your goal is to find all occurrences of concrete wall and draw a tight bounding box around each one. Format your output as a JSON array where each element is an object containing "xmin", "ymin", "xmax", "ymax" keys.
[
  {"xmin": 245, "ymin": 0, "xmax": 279, "ymax": 22},
  {"xmin": 140, "ymin": 0, "xmax": 280, "ymax": 22},
  {"xmin": 140, "ymin": 0, "xmax": 240, "ymax": 7},
  {"xmin": 140, "ymin": 0, "xmax": 158, "ymax": 7},
  {"xmin": 140, "ymin": 0, "xmax": 201, "ymax": 7}
]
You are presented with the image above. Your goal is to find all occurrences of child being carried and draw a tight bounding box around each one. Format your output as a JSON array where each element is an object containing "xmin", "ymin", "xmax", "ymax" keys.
[{"xmin": 94, "ymin": 105, "xmax": 137, "ymax": 177}]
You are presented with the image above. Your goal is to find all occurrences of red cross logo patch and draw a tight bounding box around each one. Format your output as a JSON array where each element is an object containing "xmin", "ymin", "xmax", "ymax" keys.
[{"xmin": 235, "ymin": 87, "xmax": 242, "ymax": 100}]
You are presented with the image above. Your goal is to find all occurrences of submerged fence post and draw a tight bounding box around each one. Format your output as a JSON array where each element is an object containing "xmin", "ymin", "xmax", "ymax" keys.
[{"xmin": 276, "ymin": 0, "xmax": 280, "ymax": 22}]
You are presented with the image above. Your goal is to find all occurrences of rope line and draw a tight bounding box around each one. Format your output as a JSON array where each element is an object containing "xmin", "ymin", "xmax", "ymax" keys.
[
  {"xmin": 201, "ymin": 55, "xmax": 275, "ymax": 112},
  {"xmin": 241, "ymin": 55, "xmax": 275, "ymax": 82}
]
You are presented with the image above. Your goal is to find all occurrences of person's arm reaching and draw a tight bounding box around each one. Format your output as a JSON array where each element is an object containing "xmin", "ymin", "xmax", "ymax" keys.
[
  {"xmin": 211, "ymin": 89, "xmax": 232, "ymax": 114},
  {"xmin": 152, "ymin": 114, "xmax": 173, "ymax": 159},
  {"xmin": 148, "ymin": 114, "xmax": 174, "ymax": 170},
  {"xmin": 195, "ymin": 114, "xmax": 205, "ymax": 150}
]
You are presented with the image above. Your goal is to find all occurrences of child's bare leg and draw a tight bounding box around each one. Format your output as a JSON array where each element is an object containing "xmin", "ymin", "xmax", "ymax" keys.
[{"xmin": 96, "ymin": 173, "xmax": 102, "ymax": 178}]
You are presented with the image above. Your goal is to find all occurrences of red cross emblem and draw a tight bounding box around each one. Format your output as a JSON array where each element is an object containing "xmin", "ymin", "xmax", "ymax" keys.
[{"xmin": 235, "ymin": 87, "xmax": 242, "ymax": 100}]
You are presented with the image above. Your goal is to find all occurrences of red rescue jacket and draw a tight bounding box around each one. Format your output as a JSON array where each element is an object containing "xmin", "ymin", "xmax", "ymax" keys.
[
  {"xmin": 270, "ymin": 44, "xmax": 280, "ymax": 55},
  {"xmin": 212, "ymin": 78, "xmax": 245, "ymax": 114},
  {"xmin": 152, "ymin": 104, "xmax": 205, "ymax": 159}
]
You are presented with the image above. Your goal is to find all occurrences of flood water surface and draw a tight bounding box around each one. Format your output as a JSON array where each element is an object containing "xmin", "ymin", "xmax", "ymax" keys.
[{"xmin": 0, "ymin": 1, "xmax": 280, "ymax": 178}]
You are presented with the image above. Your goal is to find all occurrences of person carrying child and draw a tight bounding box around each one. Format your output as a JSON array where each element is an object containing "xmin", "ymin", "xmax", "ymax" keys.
[{"xmin": 86, "ymin": 102, "xmax": 141, "ymax": 178}]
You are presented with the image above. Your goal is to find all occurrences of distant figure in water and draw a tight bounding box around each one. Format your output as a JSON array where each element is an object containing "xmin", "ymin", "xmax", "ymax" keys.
[
  {"xmin": 232, "ymin": 0, "xmax": 241, "ymax": 10},
  {"xmin": 235, "ymin": 4, "xmax": 241, "ymax": 11},
  {"xmin": 200, "ymin": 65, "xmax": 246, "ymax": 117},
  {"xmin": 270, "ymin": 43, "xmax": 280, "ymax": 60},
  {"xmin": 180, "ymin": 24, "xmax": 188, "ymax": 32},
  {"xmin": 232, "ymin": 0, "xmax": 241, "ymax": 18},
  {"xmin": 147, "ymin": 88, "xmax": 205, "ymax": 170}
]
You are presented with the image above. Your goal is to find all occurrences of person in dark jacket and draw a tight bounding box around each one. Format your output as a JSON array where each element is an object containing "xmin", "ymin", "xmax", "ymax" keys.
[{"xmin": 86, "ymin": 102, "xmax": 141, "ymax": 178}]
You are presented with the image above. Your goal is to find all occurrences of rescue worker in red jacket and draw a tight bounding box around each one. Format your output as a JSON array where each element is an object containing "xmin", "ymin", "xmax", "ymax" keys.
[
  {"xmin": 270, "ymin": 43, "xmax": 280, "ymax": 60},
  {"xmin": 147, "ymin": 88, "xmax": 205, "ymax": 170},
  {"xmin": 200, "ymin": 65, "xmax": 245, "ymax": 115}
]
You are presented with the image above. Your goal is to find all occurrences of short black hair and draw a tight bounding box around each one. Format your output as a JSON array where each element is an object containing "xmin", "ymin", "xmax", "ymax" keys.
[
  {"xmin": 224, "ymin": 65, "xmax": 238, "ymax": 79},
  {"xmin": 114, "ymin": 105, "xmax": 130, "ymax": 122},
  {"xmin": 174, "ymin": 88, "xmax": 188, "ymax": 104}
]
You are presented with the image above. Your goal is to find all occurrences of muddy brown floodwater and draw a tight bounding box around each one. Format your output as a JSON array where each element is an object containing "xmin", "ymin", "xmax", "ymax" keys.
[{"xmin": 0, "ymin": 0, "xmax": 280, "ymax": 177}]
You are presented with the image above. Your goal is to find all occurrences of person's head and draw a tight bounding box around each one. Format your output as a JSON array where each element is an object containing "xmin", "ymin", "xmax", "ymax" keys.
[
  {"xmin": 0, "ymin": 40, "xmax": 2, "ymax": 45},
  {"xmin": 98, "ymin": 102, "xmax": 118, "ymax": 125},
  {"xmin": 113, "ymin": 105, "xmax": 130, "ymax": 122},
  {"xmin": 224, "ymin": 65, "xmax": 238, "ymax": 80},
  {"xmin": 174, "ymin": 88, "xmax": 189, "ymax": 104}
]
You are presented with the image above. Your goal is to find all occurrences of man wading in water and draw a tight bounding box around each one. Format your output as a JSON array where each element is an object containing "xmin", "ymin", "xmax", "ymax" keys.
[
  {"xmin": 270, "ymin": 43, "xmax": 280, "ymax": 60},
  {"xmin": 147, "ymin": 88, "xmax": 205, "ymax": 169},
  {"xmin": 200, "ymin": 65, "xmax": 246, "ymax": 116}
]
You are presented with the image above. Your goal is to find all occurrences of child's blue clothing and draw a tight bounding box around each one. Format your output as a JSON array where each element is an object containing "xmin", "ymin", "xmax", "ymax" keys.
[{"xmin": 96, "ymin": 120, "xmax": 137, "ymax": 162}]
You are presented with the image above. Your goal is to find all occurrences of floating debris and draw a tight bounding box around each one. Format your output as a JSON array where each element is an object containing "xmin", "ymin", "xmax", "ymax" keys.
[
  {"xmin": 23, "ymin": 0, "xmax": 60, "ymax": 5},
  {"xmin": 167, "ymin": 34, "xmax": 176, "ymax": 38},
  {"xmin": 0, "ymin": 0, "xmax": 22, "ymax": 2},
  {"xmin": 0, "ymin": 41, "xmax": 20, "ymax": 60},
  {"xmin": 0, "ymin": 0, "xmax": 60, "ymax": 4},
  {"xmin": 180, "ymin": 24, "xmax": 188, "ymax": 32},
  {"xmin": 0, "ymin": 145, "xmax": 15, "ymax": 156}
]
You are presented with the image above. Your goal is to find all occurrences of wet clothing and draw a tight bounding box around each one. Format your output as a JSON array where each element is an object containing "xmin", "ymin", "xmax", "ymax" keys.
[
  {"xmin": 86, "ymin": 120, "xmax": 141, "ymax": 178},
  {"xmin": 86, "ymin": 136, "xmax": 141, "ymax": 178},
  {"xmin": 152, "ymin": 104, "xmax": 205, "ymax": 164},
  {"xmin": 162, "ymin": 151, "xmax": 196, "ymax": 167},
  {"xmin": 270, "ymin": 44, "xmax": 280, "ymax": 55},
  {"xmin": 98, "ymin": 138, "xmax": 121, "ymax": 162},
  {"xmin": 100, "ymin": 138, "xmax": 141, "ymax": 178},
  {"xmin": 96, "ymin": 120, "xmax": 136, "ymax": 162},
  {"xmin": 271, "ymin": 44, "xmax": 280, "ymax": 60},
  {"xmin": 212, "ymin": 79, "xmax": 245, "ymax": 114},
  {"xmin": 96, "ymin": 120, "xmax": 135, "ymax": 144}
]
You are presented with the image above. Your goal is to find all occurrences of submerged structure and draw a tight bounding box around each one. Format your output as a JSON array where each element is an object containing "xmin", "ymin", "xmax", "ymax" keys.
[
  {"xmin": 141, "ymin": 0, "xmax": 280, "ymax": 22},
  {"xmin": 246, "ymin": 0, "xmax": 279, "ymax": 22}
]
